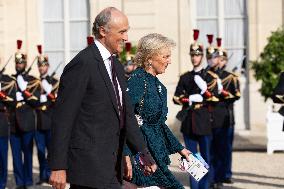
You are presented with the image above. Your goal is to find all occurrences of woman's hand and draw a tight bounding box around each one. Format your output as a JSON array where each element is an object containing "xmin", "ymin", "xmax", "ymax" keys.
[
  {"xmin": 179, "ymin": 148, "xmax": 192, "ymax": 162},
  {"xmin": 123, "ymin": 156, "xmax": 133, "ymax": 181}
]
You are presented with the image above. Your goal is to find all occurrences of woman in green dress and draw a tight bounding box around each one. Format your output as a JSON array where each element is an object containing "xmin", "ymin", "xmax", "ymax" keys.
[{"xmin": 124, "ymin": 33, "xmax": 191, "ymax": 189}]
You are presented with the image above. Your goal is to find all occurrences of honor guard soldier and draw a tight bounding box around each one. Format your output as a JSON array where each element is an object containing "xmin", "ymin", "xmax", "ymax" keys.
[
  {"xmin": 9, "ymin": 40, "xmax": 41, "ymax": 189},
  {"xmin": 215, "ymin": 38, "xmax": 241, "ymax": 185},
  {"xmin": 124, "ymin": 42, "xmax": 137, "ymax": 79},
  {"xmin": 272, "ymin": 72, "xmax": 284, "ymax": 104},
  {"xmin": 0, "ymin": 57, "xmax": 17, "ymax": 189},
  {"xmin": 204, "ymin": 36, "xmax": 234, "ymax": 189},
  {"xmin": 173, "ymin": 29, "xmax": 212, "ymax": 189},
  {"xmin": 272, "ymin": 72, "xmax": 284, "ymax": 131},
  {"xmin": 87, "ymin": 35, "xmax": 95, "ymax": 46},
  {"xmin": 35, "ymin": 45, "xmax": 59, "ymax": 185}
]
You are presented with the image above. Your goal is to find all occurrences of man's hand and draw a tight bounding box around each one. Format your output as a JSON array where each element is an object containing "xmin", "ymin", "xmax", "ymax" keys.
[
  {"xmin": 188, "ymin": 94, "xmax": 203, "ymax": 105},
  {"xmin": 179, "ymin": 148, "xmax": 192, "ymax": 162},
  {"xmin": 49, "ymin": 170, "xmax": 67, "ymax": 189},
  {"xmin": 123, "ymin": 156, "xmax": 133, "ymax": 181}
]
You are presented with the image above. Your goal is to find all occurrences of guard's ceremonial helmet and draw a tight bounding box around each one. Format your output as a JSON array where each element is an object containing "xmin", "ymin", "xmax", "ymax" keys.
[
  {"xmin": 125, "ymin": 41, "xmax": 134, "ymax": 62},
  {"xmin": 190, "ymin": 29, "xmax": 203, "ymax": 56},
  {"xmin": 216, "ymin": 38, "xmax": 228, "ymax": 59},
  {"xmin": 206, "ymin": 34, "xmax": 218, "ymax": 59},
  {"xmin": 37, "ymin": 45, "xmax": 49, "ymax": 66},
  {"xmin": 87, "ymin": 36, "xmax": 94, "ymax": 46},
  {"xmin": 15, "ymin": 40, "xmax": 27, "ymax": 64}
]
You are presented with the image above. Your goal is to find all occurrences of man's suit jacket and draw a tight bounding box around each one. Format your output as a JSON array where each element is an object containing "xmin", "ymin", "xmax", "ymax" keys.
[{"xmin": 48, "ymin": 44, "xmax": 147, "ymax": 188}]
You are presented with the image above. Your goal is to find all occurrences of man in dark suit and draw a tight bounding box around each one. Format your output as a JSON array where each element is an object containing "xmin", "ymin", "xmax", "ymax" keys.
[{"xmin": 48, "ymin": 7, "xmax": 156, "ymax": 189}]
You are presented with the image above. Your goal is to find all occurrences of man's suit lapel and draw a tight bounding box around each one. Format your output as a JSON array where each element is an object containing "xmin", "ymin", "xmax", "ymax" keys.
[{"xmin": 91, "ymin": 44, "xmax": 119, "ymax": 116}]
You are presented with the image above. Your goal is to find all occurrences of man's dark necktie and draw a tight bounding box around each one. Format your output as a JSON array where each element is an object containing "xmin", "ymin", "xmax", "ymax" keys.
[{"xmin": 110, "ymin": 56, "xmax": 125, "ymax": 128}]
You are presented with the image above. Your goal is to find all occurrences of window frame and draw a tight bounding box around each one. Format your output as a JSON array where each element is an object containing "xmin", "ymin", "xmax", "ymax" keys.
[{"xmin": 40, "ymin": 0, "xmax": 91, "ymax": 67}]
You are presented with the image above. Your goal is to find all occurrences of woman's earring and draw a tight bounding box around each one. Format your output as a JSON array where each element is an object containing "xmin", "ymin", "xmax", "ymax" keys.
[{"xmin": 147, "ymin": 62, "xmax": 152, "ymax": 67}]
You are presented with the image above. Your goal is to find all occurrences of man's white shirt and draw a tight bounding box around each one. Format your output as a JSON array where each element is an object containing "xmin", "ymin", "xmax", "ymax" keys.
[{"xmin": 95, "ymin": 40, "xmax": 123, "ymax": 106}]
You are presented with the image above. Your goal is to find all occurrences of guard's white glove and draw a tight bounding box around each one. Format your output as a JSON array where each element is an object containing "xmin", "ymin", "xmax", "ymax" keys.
[
  {"xmin": 217, "ymin": 78, "xmax": 223, "ymax": 94},
  {"xmin": 16, "ymin": 91, "xmax": 24, "ymax": 101},
  {"xmin": 194, "ymin": 75, "xmax": 207, "ymax": 94},
  {"xmin": 40, "ymin": 94, "xmax": 47, "ymax": 103},
  {"xmin": 188, "ymin": 94, "xmax": 203, "ymax": 106},
  {"xmin": 41, "ymin": 79, "xmax": 52, "ymax": 94},
  {"xmin": 17, "ymin": 75, "xmax": 28, "ymax": 91},
  {"xmin": 0, "ymin": 82, "xmax": 2, "ymax": 91}
]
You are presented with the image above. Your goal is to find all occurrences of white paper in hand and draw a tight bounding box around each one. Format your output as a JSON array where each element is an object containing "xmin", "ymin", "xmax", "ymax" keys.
[{"xmin": 179, "ymin": 153, "xmax": 209, "ymax": 182}]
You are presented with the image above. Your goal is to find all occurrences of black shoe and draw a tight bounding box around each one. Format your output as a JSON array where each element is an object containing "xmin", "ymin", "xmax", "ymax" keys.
[
  {"xmin": 36, "ymin": 180, "xmax": 49, "ymax": 185},
  {"xmin": 16, "ymin": 186, "xmax": 26, "ymax": 189},
  {"xmin": 223, "ymin": 178, "xmax": 234, "ymax": 184},
  {"xmin": 210, "ymin": 183, "xmax": 222, "ymax": 189}
]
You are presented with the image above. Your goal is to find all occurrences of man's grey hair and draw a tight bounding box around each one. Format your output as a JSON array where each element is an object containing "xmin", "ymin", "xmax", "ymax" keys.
[{"xmin": 92, "ymin": 7, "xmax": 119, "ymax": 38}]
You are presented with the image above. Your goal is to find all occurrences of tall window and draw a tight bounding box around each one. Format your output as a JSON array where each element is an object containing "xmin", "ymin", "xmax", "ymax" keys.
[
  {"xmin": 192, "ymin": 0, "xmax": 247, "ymax": 71},
  {"xmin": 42, "ymin": 0, "xmax": 90, "ymax": 76}
]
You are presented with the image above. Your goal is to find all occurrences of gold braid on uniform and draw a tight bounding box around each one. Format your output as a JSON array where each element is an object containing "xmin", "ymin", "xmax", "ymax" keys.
[
  {"xmin": 1, "ymin": 77, "xmax": 17, "ymax": 101},
  {"xmin": 221, "ymin": 74, "xmax": 235, "ymax": 99},
  {"xmin": 26, "ymin": 78, "xmax": 41, "ymax": 100},
  {"xmin": 52, "ymin": 81, "xmax": 60, "ymax": 94},
  {"xmin": 173, "ymin": 94, "xmax": 185, "ymax": 105},
  {"xmin": 206, "ymin": 71, "xmax": 219, "ymax": 102},
  {"xmin": 275, "ymin": 95, "xmax": 284, "ymax": 103}
]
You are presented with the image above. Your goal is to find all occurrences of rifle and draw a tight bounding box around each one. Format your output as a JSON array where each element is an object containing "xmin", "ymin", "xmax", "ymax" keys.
[
  {"xmin": 50, "ymin": 61, "xmax": 63, "ymax": 78},
  {"xmin": 23, "ymin": 56, "xmax": 38, "ymax": 75},
  {"xmin": 230, "ymin": 55, "xmax": 246, "ymax": 73},
  {"xmin": 0, "ymin": 55, "xmax": 13, "ymax": 73},
  {"xmin": 0, "ymin": 55, "xmax": 13, "ymax": 79}
]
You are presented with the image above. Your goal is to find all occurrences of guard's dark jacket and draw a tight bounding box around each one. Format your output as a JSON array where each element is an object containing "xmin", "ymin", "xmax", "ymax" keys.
[
  {"xmin": 0, "ymin": 74, "xmax": 16, "ymax": 137},
  {"xmin": 217, "ymin": 68, "xmax": 241, "ymax": 127},
  {"xmin": 173, "ymin": 69, "xmax": 212, "ymax": 136},
  {"xmin": 272, "ymin": 72, "xmax": 284, "ymax": 104},
  {"xmin": 36, "ymin": 75, "xmax": 59, "ymax": 130},
  {"xmin": 9, "ymin": 74, "xmax": 41, "ymax": 133}
]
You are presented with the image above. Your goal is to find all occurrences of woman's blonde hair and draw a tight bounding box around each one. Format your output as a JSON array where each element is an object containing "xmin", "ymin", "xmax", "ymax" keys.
[{"xmin": 133, "ymin": 33, "xmax": 176, "ymax": 68}]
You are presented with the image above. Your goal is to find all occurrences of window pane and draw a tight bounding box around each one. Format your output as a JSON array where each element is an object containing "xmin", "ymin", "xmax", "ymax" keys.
[
  {"xmin": 225, "ymin": 49, "xmax": 246, "ymax": 72},
  {"xmin": 196, "ymin": 20, "xmax": 218, "ymax": 46},
  {"xmin": 45, "ymin": 52, "xmax": 65, "ymax": 77},
  {"xmin": 69, "ymin": 21, "xmax": 89, "ymax": 51},
  {"xmin": 70, "ymin": 0, "xmax": 89, "ymax": 20},
  {"xmin": 197, "ymin": 0, "xmax": 217, "ymax": 17},
  {"xmin": 43, "ymin": 0, "xmax": 63, "ymax": 20},
  {"xmin": 44, "ymin": 22, "xmax": 64, "ymax": 50},
  {"xmin": 224, "ymin": 19, "xmax": 245, "ymax": 47},
  {"xmin": 224, "ymin": 0, "xmax": 245, "ymax": 16}
]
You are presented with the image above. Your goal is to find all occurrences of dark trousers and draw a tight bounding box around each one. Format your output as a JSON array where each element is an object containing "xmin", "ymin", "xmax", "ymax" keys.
[
  {"xmin": 224, "ymin": 127, "xmax": 234, "ymax": 179},
  {"xmin": 183, "ymin": 134, "xmax": 211, "ymax": 189},
  {"xmin": 35, "ymin": 129, "xmax": 51, "ymax": 181},
  {"xmin": 210, "ymin": 127, "xmax": 228, "ymax": 183},
  {"xmin": 70, "ymin": 182, "xmax": 121, "ymax": 189},
  {"xmin": 0, "ymin": 136, "xmax": 8, "ymax": 189},
  {"xmin": 70, "ymin": 174, "xmax": 121, "ymax": 189},
  {"xmin": 10, "ymin": 131, "xmax": 34, "ymax": 186}
]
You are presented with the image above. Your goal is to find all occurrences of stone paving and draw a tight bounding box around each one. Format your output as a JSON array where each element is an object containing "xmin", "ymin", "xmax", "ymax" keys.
[{"xmin": 6, "ymin": 126, "xmax": 284, "ymax": 189}]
